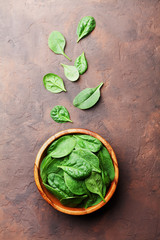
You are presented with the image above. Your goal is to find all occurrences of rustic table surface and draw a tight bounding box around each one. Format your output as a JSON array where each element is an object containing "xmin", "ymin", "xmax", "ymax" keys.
[{"xmin": 0, "ymin": 0, "xmax": 160, "ymax": 240}]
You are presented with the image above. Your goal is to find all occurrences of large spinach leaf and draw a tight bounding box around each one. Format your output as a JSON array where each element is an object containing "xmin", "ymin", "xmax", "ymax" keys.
[
  {"xmin": 40, "ymin": 155, "xmax": 53, "ymax": 183},
  {"xmin": 59, "ymin": 156, "xmax": 92, "ymax": 180},
  {"xmin": 43, "ymin": 183, "xmax": 69, "ymax": 200},
  {"xmin": 47, "ymin": 135, "xmax": 76, "ymax": 158},
  {"xmin": 74, "ymin": 52, "xmax": 88, "ymax": 75},
  {"xmin": 50, "ymin": 105, "xmax": 72, "ymax": 123},
  {"xmin": 85, "ymin": 172, "xmax": 105, "ymax": 202},
  {"xmin": 60, "ymin": 195, "xmax": 87, "ymax": 207},
  {"xmin": 74, "ymin": 134, "xmax": 102, "ymax": 152},
  {"xmin": 43, "ymin": 73, "xmax": 66, "ymax": 93},
  {"xmin": 73, "ymin": 82, "xmax": 103, "ymax": 109},
  {"xmin": 69, "ymin": 149, "xmax": 101, "ymax": 173},
  {"xmin": 61, "ymin": 63, "xmax": 79, "ymax": 81},
  {"xmin": 48, "ymin": 31, "xmax": 71, "ymax": 61},
  {"xmin": 48, "ymin": 173, "xmax": 73, "ymax": 197},
  {"xmin": 84, "ymin": 194, "xmax": 102, "ymax": 209},
  {"xmin": 97, "ymin": 146, "xmax": 115, "ymax": 182},
  {"xmin": 43, "ymin": 156, "xmax": 68, "ymax": 177},
  {"xmin": 77, "ymin": 16, "xmax": 96, "ymax": 42},
  {"xmin": 64, "ymin": 172, "xmax": 87, "ymax": 195}
]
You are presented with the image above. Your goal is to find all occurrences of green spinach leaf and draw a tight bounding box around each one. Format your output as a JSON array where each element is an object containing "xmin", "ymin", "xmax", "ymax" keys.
[
  {"xmin": 84, "ymin": 194, "xmax": 102, "ymax": 209},
  {"xmin": 74, "ymin": 134, "xmax": 102, "ymax": 152},
  {"xmin": 40, "ymin": 155, "xmax": 53, "ymax": 183},
  {"xmin": 43, "ymin": 182, "xmax": 69, "ymax": 200},
  {"xmin": 74, "ymin": 52, "xmax": 88, "ymax": 75},
  {"xmin": 64, "ymin": 172, "xmax": 87, "ymax": 195},
  {"xmin": 59, "ymin": 155, "xmax": 92, "ymax": 180},
  {"xmin": 61, "ymin": 63, "xmax": 79, "ymax": 81},
  {"xmin": 48, "ymin": 31, "xmax": 71, "ymax": 61},
  {"xmin": 77, "ymin": 16, "xmax": 96, "ymax": 42},
  {"xmin": 43, "ymin": 73, "xmax": 66, "ymax": 93},
  {"xmin": 47, "ymin": 135, "xmax": 76, "ymax": 158},
  {"xmin": 48, "ymin": 173, "xmax": 73, "ymax": 197},
  {"xmin": 97, "ymin": 146, "xmax": 115, "ymax": 181},
  {"xmin": 60, "ymin": 195, "xmax": 87, "ymax": 207},
  {"xmin": 85, "ymin": 172, "xmax": 105, "ymax": 202},
  {"xmin": 50, "ymin": 105, "xmax": 72, "ymax": 123},
  {"xmin": 73, "ymin": 82, "xmax": 103, "ymax": 109},
  {"xmin": 103, "ymin": 186, "xmax": 107, "ymax": 198},
  {"xmin": 68, "ymin": 149, "xmax": 101, "ymax": 174},
  {"xmin": 43, "ymin": 156, "xmax": 68, "ymax": 177}
]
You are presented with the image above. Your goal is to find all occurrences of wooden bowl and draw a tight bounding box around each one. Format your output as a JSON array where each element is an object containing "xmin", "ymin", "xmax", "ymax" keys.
[{"xmin": 34, "ymin": 129, "xmax": 119, "ymax": 215}]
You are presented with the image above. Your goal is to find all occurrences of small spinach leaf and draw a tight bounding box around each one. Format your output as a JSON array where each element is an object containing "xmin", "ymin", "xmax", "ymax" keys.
[
  {"xmin": 77, "ymin": 16, "xmax": 96, "ymax": 42},
  {"xmin": 47, "ymin": 135, "xmax": 76, "ymax": 158},
  {"xmin": 50, "ymin": 105, "xmax": 72, "ymax": 123},
  {"xmin": 61, "ymin": 63, "xmax": 79, "ymax": 81},
  {"xmin": 60, "ymin": 195, "xmax": 87, "ymax": 207},
  {"xmin": 74, "ymin": 134, "xmax": 102, "ymax": 152},
  {"xmin": 74, "ymin": 52, "xmax": 88, "ymax": 75},
  {"xmin": 85, "ymin": 172, "xmax": 105, "ymax": 202},
  {"xmin": 73, "ymin": 82, "xmax": 103, "ymax": 109},
  {"xmin": 64, "ymin": 172, "xmax": 87, "ymax": 195},
  {"xmin": 97, "ymin": 146, "xmax": 115, "ymax": 181},
  {"xmin": 48, "ymin": 31, "xmax": 71, "ymax": 61},
  {"xmin": 43, "ymin": 73, "xmax": 66, "ymax": 93}
]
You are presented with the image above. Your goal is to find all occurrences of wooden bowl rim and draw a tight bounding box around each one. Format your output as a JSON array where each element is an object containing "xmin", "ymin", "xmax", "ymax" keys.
[{"xmin": 34, "ymin": 128, "xmax": 119, "ymax": 215}]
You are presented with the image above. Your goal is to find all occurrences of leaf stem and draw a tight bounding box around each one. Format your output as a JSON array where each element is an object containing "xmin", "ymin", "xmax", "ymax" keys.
[
  {"xmin": 63, "ymin": 52, "xmax": 72, "ymax": 61},
  {"xmin": 66, "ymin": 118, "xmax": 73, "ymax": 123},
  {"xmin": 98, "ymin": 82, "xmax": 104, "ymax": 89},
  {"xmin": 100, "ymin": 194, "xmax": 106, "ymax": 203}
]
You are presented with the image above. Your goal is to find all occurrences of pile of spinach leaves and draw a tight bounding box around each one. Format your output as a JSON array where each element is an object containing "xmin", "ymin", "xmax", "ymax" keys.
[{"xmin": 40, "ymin": 134, "xmax": 115, "ymax": 208}]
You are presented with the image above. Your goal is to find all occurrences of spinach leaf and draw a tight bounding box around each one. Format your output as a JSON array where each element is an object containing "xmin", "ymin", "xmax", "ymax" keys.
[
  {"xmin": 59, "ymin": 156, "xmax": 92, "ymax": 180},
  {"xmin": 73, "ymin": 82, "xmax": 103, "ymax": 109},
  {"xmin": 47, "ymin": 135, "xmax": 76, "ymax": 158},
  {"xmin": 74, "ymin": 52, "xmax": 88, "ymax": 75},
  {"xmin": 85, "ymin": 172, "xmax": 105, "ymax": 202},
  {"xmin": 77, "ymin": 16, "xmax": 96, "ymax": 42},
  {"xmin": 67, "ymin": 149, "xmax": 101, "ymax": 174},
  {"xmin": 43, "ymin": 73, "xmax": 66, "ymax": 93},
  {"xmin": 61, "ymin": 63, "xmax": 79, "ymax": 81},
  {"xmin": 40, "ymin": 155, "xmax": 53, "ymax": 183},
  {"xmin": 97, "ymin": 146, "xmax": 115, "ymax": 181},
  {"xmin": 48, "ymin": 31, "xmax": 71, "ymax": 61},
  {"xmin": 43, "ymin": 182, "xmax": 69, "ymax": 200},
  {"xmin": 43, "ymin": 156, "xmax": 68, "ymax": 176},
  {"xmin": 48, "ymin": 173, "xmax": 73, "ymax": 197},
  {"xmin": 64, "ymin": 172, "xmax": 87, "ymax": 195},
  {"xmin": 102, "ymin": 184, "xmax": 107, "ymax": 198},
  {"xmin": 50, "ymin": 105, "xmax": 72, "ymax": 123},
  {"xmin": 84, "ymin": 194, "xmax": 102, "ymax": 209},
  {"xmin": 60, "ymin": 195, "xmax": 87, "ymax": 207},
  {"xmin": 74, "ymin": 134, "xmax": 102, "ymax": 152}
]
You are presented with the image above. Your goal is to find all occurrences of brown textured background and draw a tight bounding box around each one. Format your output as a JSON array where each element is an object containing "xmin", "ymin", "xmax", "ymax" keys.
[{"xmin": 0, "ymin": 0, "xmax": 160, "ymax": 239}]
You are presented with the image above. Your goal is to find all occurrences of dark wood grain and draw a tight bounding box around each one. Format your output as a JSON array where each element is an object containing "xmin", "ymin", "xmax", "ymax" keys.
[{"xmin": 0, "ymin": 0, "xmax": 160, "ymax": 239}]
